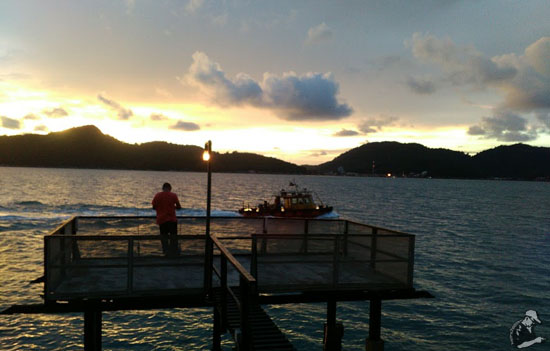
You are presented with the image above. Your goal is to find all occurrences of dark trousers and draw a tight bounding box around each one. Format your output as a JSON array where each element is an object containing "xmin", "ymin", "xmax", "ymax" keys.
[{"xmin": 159, "ymin": 221, "xmax": 178, "ymax": 256}]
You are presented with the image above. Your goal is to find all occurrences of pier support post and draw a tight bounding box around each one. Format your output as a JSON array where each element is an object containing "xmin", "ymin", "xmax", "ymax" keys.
[
  {"xmin": 213, "ymin": 307, "xmax": 222, "ymax": 351},
  {"xmin": 323, "ymin": 299, "xmax": 343, "ymax": 351},
  {"xmin": 84, "ymin": 308, "xmax": 102, "ymax": 351},
  {"xmin": 365, "ymin": 299, "xmax": 384, "ymax": 351}
]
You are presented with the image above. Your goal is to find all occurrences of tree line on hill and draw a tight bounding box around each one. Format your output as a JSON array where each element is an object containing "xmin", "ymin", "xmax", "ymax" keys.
[
  {"xmin": 315, "ymin": 141, "xmax": 550, "ymax": 179},
  {"xmin": 1, "ymin": 125, "xmax": 549, "ymax": 180},
  {"xmin": 0, "ymin": 125, "xmax": 304, "ymax": 174}
]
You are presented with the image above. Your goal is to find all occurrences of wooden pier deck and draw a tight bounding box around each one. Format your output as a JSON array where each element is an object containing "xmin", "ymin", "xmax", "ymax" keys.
[{"xmin": 2, "ymin": 216, "xmax": 432, "ymax": 350}]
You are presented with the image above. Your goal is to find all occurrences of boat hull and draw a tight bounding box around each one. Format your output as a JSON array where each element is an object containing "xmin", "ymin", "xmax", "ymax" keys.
[{"xmin": 238, "ymin": 206, "xmax": 333, "ymax": 218}]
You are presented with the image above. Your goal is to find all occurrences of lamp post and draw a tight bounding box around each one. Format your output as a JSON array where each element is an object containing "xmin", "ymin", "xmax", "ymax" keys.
[{"xmin": 203, "ymin": 140, "xmax": 213, "ymax": 297}]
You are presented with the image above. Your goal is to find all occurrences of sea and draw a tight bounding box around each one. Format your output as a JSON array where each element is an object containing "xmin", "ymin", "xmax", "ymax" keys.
[{"xmin": 0, "ymin": 167, "xmax": 549, "ymax": 351}]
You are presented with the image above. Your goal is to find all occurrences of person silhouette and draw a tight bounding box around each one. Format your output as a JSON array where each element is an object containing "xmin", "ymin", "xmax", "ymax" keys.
[
  {"xmin": 510, "ymin": 310, "xmax": 546, "ymax": 348},
  {"xmin": 152, "ymin": 183, "xmax": 182, "ymax": 257}
]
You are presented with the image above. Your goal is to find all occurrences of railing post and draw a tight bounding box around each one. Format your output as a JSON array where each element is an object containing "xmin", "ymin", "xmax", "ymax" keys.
[
  {"xmin": 343, "ymin": 220, "xmax": 349, "ymax": 257},
  {"xmin": 303, "ymin": 219, "xmax": 309, "ymax": 253},
  {"xmin": 71, "ymin": 217, "xmax": 81, "ymax": 260},
  {"xmin": 251, "ymin": 235, "xmax": 258, "ymax": 279},
  {"xmin": 333, "ymin": 236, "xmax": 340, "ymax": 286},
  {"xmin": 44, "ymin": 236, "xmax": 49, "ymax": 301},
  {"xmin": 60, "ymin": 224, "xmax": 66, "ymax": 278},
  {"xmin": 370, "ymin": 228, "xmax": 378, "ymax": 269},
  {"xmin": 407, "ymin": 235, "xmax": 415, "ymax": 287},
  {"xmin": 221, "ymin": 255, "xmax": 228, "ymax": 330},
  {"xmin": 127, "ymin": 238, "xmax": 134, "ymax": 294},
  {"xmin": 261, "ymin": 218, "xmax": 267, "ymax": 254}
]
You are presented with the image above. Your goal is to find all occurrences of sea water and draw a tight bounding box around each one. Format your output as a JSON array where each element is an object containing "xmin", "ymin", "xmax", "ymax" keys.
[{"xmin": 0, "ymin": 167, "xmax": 549, "ymax": 350}]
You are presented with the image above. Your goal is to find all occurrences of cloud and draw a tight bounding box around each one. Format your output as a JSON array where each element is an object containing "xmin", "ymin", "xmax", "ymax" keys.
[
  {"xmin": 306, "ymin": 22, "xmax": 332, "ymax": 45},
  {"xmin": 333, "ymin": 129, "xmax": 360, "ymax": 137},
  {"xmin": 171, "ymin": 120, "xmax": 200, "ymax": 131},
  {"xmin": 309, "ymin": 150, "xmax": 328, "ymax": 157},
  {"xmin": 406, "ymin": 76, "xmax": 436, "ymax": 94},
  {"xmin": 1, "ymin": 116, "xmax": 21, "ymax": 129},
  {"xmin": 525, "ymin": 37, "xmax": 550, "ymax": 77},
  {"xmin": 125, "ymin": 0, "xmax": 135, "ymax": 14},
  {"xmin": 23, "ymin": 113, "xmax": 40, "ymax": 120},
  {"xmin": 150, "ymin": 113, "xmax": 169, "ymax": 121},
  {"xmin": 358, "ymin": 115, "xmax": 398, "ymax": 134},
  {"xmin": 409, "ymin": 34, "xmax": 550, "ymax": 114},
  {"xmin": 43, "ymin": 107, "xmax": 68, "ymax": 118},
  {"xmin": 186, "ymin": 52, "xmax": 352, "ymax": 121},
  {"xmin": 34, "ymin": 125, "xmax": 48, "ymax": 132},
  {"xmin": 185, "ymin": 0, "xmax": 204, "ymax": 13},
  {"xmin": 409, "ymin": 33, "xmax": 517, "ymax": 86},
  {"xmin": 97, "ymin": 94, "xmax": 133, "ymax": 120},
  {"xmin": 536, "ymin": 112, "xmax": 550, "ymax": 129},
  {"xmin": 187, "ymin": 52, "xmax": 262, "ymax": 105},
  {"xmin": 467, "ymin": 110, "xmax": 537, "ymax": 142},
  {"xmin": 494, "ymin": 38, "xmax": 550, "ymax": 111}
]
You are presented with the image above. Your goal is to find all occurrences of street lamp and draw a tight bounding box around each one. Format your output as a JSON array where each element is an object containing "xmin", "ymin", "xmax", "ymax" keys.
[{"xmin": 203, "ymin": 140, "xmax": 213, "ymax": 297}]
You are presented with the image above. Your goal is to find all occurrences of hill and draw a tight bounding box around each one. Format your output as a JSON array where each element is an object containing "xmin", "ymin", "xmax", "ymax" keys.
[
  {"xmin": 472, "ymin": 144, "xmax": 550, "ymax": 179},
  {"xmin": 1, "ymin": 126, "xmax": 549, "ymax": 179},
  {"xmin": 0, "ymin": 125, "xmax": 305, "ymax": 173},
  {"xmin": 315, "ymin": 141, "xmax": 550, "ymax": 179}
]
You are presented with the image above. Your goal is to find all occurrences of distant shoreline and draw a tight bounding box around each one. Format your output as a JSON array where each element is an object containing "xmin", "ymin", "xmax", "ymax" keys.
[{"xmin": 1, "ymin": 165, "xmax": 548, "ymax": 182}]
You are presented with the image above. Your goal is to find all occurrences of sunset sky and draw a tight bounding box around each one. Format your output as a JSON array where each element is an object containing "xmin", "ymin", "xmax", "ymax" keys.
[{"xmin": 1, "ymin": 1, "xmax": 550, "ymax": 165}]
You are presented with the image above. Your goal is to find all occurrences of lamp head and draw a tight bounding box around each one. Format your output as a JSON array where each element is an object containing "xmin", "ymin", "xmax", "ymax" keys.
[{"xmin": 203, "ymin": 140, "xmax": 212, "ymax": 161}]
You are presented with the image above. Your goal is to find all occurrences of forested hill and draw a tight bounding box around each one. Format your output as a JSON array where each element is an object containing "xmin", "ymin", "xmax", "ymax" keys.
[
  {"xmin": 314, "ymin": 141, "xmax": 550, "ymax": 179},
  {"xmin": 2, "ymin": 126, "xmax": 549, "ymax": 179},
  {"xmin": 0, "ymin": 125, "xmax": 305, "ymax": 173}
]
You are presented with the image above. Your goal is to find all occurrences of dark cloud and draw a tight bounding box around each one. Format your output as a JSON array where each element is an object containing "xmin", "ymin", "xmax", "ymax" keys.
[
  {"xmin": 263, "ymin": 72, "xmax": 353, "ymax": 120},
  {"xmin": 358, "ymin": 115, "xmax": 398, "ymax": 134},
  {"xmin": 187, "ymin": 52, "xmax": 262, "ymax": 105},
  {"xmin": 309, "ymin": 150, "xmax": 328, "ymax": 157},
  {"xmin": 97, "ymin": 94, "xmax": 133, "ymax": 120},
  {"xmin": 406, "ymin": 76, "xmax": 436, "ymax": 94},
  {"xmin": 1, "ymin": 116, "xmax": 21, "ymax": 129},
  {"xmin": 333, "ymin": 129, "xmax": 360, "ymax": 137},
  {"xmin": 467, "ymin": 110, "xmax": 537, "ymax": 142},
  {"xmin": 43, "ymin": 107, "xmax": 68, "ymax": 118},
  {"xmin": 150, "ymin": 113, "xmax": 168, "ymax": 121},
  {"xmin": 171, "ymin": 120, "xmax": 200, "ymax": 131},
  {"xmin": 467, "ymin": 125, "xmax": 485, "ymax": 135},
  {"xmin": 186, "ymin": 51, "xmax": 352, "ymax": 121},
  {"xmin": 24, "ymin": 113, "xmax": 40, "ymax": 120}
]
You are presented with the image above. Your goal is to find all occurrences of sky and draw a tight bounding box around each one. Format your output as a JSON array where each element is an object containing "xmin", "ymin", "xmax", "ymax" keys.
[{"xmin": 1, "ymin": 0, "xmax": 550, "ymax": 165}]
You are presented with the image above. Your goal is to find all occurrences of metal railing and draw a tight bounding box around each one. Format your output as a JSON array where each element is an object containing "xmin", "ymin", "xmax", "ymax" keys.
[
  {"xmin": 210, "ymin": 234, "xmax": 257, "ymax": 350},
  {"xmin": 44, "ymin": 216, "xmax": 415, "ymax": 301}
]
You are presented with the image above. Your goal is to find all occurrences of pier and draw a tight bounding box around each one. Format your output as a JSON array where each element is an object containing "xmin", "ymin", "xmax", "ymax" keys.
[{"xmin": 2, "ymin": 215, "xmax": 432, "ymax": 350}]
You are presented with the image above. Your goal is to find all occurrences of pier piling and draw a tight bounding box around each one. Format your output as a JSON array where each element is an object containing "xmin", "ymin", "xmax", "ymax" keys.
[
  {"xmin": 84, "ymin": 307, "xmax": 102, "ymax": 351},
  {"xmin": 365, "ymin": 298, "xmax": 384, "ymax": 351},
  {"xmin": 323, "ymin": 299, "xmax": 343, "ymax": 351}
]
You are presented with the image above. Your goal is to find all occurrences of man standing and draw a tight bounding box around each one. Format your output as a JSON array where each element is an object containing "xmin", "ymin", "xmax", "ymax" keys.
[
  {"xmin": 152, "ymin": 183, "xmax": 182, "ymax": 257},
  {"xmin": 510, "ymin": 310, "xmax": 546, "ymax": 348}
]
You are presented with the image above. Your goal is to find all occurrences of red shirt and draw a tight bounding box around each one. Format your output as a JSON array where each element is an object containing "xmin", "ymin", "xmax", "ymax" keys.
[{"xmin": 152, "ymin": 191, "xmax": 181, "ymax": 224}]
